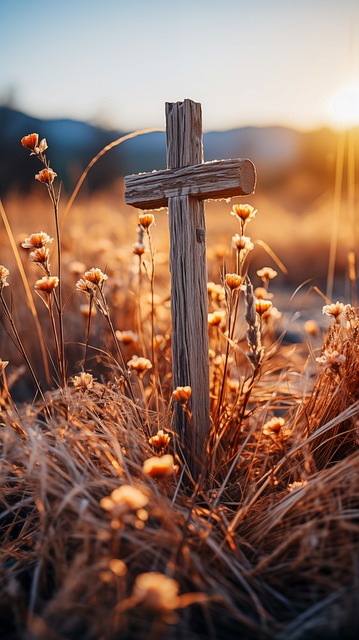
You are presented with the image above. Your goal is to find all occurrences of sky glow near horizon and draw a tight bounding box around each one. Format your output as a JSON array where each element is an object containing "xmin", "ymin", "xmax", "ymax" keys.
[{"xmin": 1, "ymin": 0, "xmax": 359, "ymax": 132}]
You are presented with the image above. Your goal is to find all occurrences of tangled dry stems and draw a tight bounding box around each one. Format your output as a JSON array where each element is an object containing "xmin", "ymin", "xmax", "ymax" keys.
[
  {"xmin": 1, "ymin": 136, "xmax": 359, "ymax": 639},
  {"xmin": 1, "ymin": 320, "xmax": 359, "ymax": 639}
]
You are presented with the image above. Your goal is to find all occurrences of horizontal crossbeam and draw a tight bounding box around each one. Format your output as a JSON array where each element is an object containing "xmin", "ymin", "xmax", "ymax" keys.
[{"xmin": 124, "ymin": 158, "xmax": 256, "ymax": 210}]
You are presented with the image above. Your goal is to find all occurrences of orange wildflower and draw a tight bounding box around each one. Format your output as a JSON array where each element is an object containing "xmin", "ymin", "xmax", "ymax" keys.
[
  {"xmin": 149, "ymin": 429, "xmax": 171, "ymax": 450},
  {"xmin": 29, "ymin": 247, "xmax": 50, "ymax": 265},
  {"xmin": 322, "ymin": 301, "xmax": 345, "ymax": 319},
  {"xmin": 35, "ymin": 168, "xmax": 57, "ymax": 184},
  {"xmin": 139, "ymin": 213, "xmax": 155, "ymax": 230},
  {"xmin": 255, "ymin": 299, "xmax": 272, "ymax": 316},
  {"xmin": 254, "ymin": 287, "xmax": 273, "ymax": 300},
  {"xmin": 132, "ymin": 242, "xmax": 145, "ymax": 256},
  {"xmin": 263, "ymin": 416, "xmax": 285, "ymax": 436},
  {"xmin": 83, "ymin": 268, "xmax": 108, "ymax": 286},
  {"xmin": 127, "ymin": 355, "xmax": 152, "ymax": 374},
  {"xmin": 208, "ymin": 310, "xmax": 225, "ymax": 326},
  {"xmin": 116, "ymin": 330, "xmax": 138, "ymax": 345},
  {"xmin": 257, "ymin": 267, "xmax": 278, "ymax": 281},
  {"xmin": 232, "ymin": 234, "xmax": 254, "ymax": 253},
  {"xmin": 132, "ymin": 572, "xmax": 179, "ymax": 612},
  {"xmin": 143, "ymin": 454, "xmax": 176, "ymax": 478},
  {"xmin": 72, "ymin": 372, "xmax": 94, "ymax": 389},
  {"xmin": 76, "ymin": 278, "xmax": 95, "ymax": 295},
  {"xmin": 35, "ymin": 275, "xmax": 59, "ymax": 294},
  {"xmin": 22, "ymin": 232, "xmax": 53, "ymax": 249},
  {"xmin": 230, "ymin": 203, "xmax": 257, "ymax": 223},
  {"xmin": 225, "ymin": 273, "xmax": 243, "ymax": 290},
  {"xmin": 21, "ymin": 133, "xmax": 39, "ymax": 151},
  {"xmin": 172, "ymin": 386, "xmax": 192, "ymax": 403}
]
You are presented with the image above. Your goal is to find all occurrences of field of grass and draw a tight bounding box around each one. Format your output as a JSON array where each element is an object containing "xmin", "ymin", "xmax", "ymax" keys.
[{"xmin": 0, "ymin": 133, "xmax": 359, "ymax": 640}]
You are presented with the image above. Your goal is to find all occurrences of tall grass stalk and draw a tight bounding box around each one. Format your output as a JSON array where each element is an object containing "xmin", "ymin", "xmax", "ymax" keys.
[
  {"xmin": 0, "ymin": 198, "xmax": 51, "ymax": 384},
  {"xmin": 327, "ymin": 131, "xmax": 346, "ymax": 300}
]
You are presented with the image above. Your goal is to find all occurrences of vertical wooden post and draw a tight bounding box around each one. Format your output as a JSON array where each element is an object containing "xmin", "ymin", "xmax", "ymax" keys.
[
  {"xmin": 124, "ymin": 98, "xmax": 256, "ymax": 480},
  {"xmin": 166, "ymin": 100, "xmax": 210, "ymax": 475}
]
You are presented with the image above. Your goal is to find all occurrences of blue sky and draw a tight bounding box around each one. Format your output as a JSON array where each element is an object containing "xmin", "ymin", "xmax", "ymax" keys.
[{"xmin": 1, "ymin": 0, "xmax": 359, "ymax": 131}]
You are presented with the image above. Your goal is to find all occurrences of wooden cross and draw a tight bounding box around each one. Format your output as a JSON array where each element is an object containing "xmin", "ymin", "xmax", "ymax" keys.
[{"xmin": 124, "ymin": 99, "xmax": 256, "ymax": 477}]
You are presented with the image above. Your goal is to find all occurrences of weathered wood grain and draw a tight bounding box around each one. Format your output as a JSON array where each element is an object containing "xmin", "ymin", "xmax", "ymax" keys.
[
  {"xmin": 123, "ymin": 98, "xmax": 257, "ymax": 479},
  {"xmin": 166, "ymin": 100, "xmax": 210, "ymax": 474},
  {"xmin": 124, "ymin": 158, "xmax": 256, "ymax": 209}
]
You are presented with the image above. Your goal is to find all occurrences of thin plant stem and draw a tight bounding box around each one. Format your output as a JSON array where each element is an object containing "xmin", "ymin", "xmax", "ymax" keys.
[
  {"xmin": 84, "ymin": 296, "xmax": 94, "ymax": 371},
  {"xmin": 96, "ymin": 288, "xmax": 136, "ymax": 403},
  {"xmin": 61, "ymin": 128, "xmax": 165, "ymax": 229},
  {"xmin": 137, "ymin": 254, "xmax": 147, "ymax": 358},
  {"xmin": 47, "ymin": 180, "xmax": 66, "ymax": 387},
  {"xmin": 0, "ymin": 291, "xmax": 45, "ymax": 401},
  {"xmin": 0, "ymin": 198, "xmax": 51, "ymax": 384},
  {"xmin": 46, "ymin": 297, "xmax": 62, "ymax": 386},
  {"xmin": 216, "ymin": 290, "xmax": 236, "ymax": 424},
  {"xmin": 327, "ymin": 131, "xmax": 346, "ymax": 300},
  {"xmin": 146, "ymin": 228, "xmax": 156, "ymax": 373}
]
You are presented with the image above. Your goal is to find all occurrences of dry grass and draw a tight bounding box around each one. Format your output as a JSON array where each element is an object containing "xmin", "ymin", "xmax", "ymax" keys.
[{"xmin": 0, "ymin": 134, "xmax": 359, "ymax": 640}]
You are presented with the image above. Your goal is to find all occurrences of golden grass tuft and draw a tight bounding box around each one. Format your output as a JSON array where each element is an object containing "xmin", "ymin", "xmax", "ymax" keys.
[{"xmin": 1, "ymin": 132, "xmax": 359, "ymax": 639}]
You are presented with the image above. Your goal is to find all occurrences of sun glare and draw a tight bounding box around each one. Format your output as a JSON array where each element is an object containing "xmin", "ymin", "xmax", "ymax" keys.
[{"xmin": 328, "ymin": 82, "xmax": 359, "ymax": 129}]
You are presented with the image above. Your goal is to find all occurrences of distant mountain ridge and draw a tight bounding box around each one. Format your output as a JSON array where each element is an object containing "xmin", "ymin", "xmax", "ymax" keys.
[{"xmin": 0, "ymin": 105, "xmax": 357, "ymax": 201}]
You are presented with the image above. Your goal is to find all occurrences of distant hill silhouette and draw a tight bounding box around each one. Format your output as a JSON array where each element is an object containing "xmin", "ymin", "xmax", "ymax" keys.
[{"xmin": 1, "ymin": 105, "xmax": 358, "ymax": 209}]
